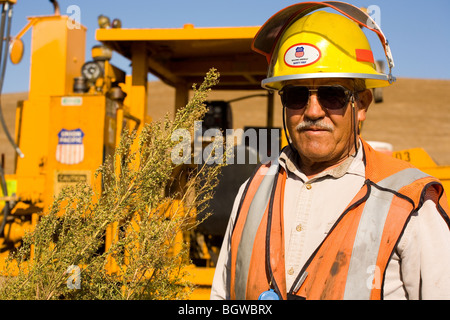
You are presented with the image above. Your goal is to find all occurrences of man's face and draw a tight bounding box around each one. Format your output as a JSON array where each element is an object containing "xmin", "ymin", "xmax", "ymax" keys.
[{"xmin": 283, "ymin": 78, "xmax": 371, "ymax": 172}]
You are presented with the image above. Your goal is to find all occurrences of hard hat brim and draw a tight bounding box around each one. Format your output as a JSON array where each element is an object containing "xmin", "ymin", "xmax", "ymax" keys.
[{"xmin": 262, "ymin": 72, "xmax": 395, "ymax": 91}]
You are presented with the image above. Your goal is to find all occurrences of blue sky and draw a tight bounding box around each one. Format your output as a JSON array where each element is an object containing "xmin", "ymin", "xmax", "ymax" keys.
[{"xmin": 2, "ymin": 0, "xmax": 450, "ymax": 93}]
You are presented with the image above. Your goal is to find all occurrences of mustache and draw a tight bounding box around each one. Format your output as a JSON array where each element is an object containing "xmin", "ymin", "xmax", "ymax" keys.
[{"xmin": 296, "ymin": 120, "xmax": 334, "ymax": 132}]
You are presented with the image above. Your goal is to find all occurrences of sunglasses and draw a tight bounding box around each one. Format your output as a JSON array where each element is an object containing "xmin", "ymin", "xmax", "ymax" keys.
[{"xmin": 279, "ymin": 85, "xmax": 355, "ymax": 110}]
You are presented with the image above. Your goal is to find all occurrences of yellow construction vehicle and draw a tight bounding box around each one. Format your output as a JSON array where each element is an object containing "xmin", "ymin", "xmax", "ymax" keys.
[
  {"xmin": 0, "ymin": 0, "xmax": 449, "ymax": 300},
  {"xmin": 0, "ymin": 0, "xmax": 273, "ymax": 299}
]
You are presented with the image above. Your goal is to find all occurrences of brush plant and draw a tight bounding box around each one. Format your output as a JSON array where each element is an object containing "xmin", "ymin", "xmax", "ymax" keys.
[{"xmin": 0, "ymin": 69, "xmax": 223, "ymax": 300}]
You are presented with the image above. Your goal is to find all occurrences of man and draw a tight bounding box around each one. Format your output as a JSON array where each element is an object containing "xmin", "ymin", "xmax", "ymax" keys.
[{"xmin": 211, "ymin": 2, "xmax": 450, "ymax": 300}]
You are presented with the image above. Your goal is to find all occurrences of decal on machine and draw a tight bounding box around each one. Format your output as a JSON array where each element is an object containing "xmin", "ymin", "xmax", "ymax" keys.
[
  {"xmin": 56, "ymin": 128, "xmax": 85, "ymax": 165},
  {"xmin": 54, "ymin": 170, "xmax": 91, "ymax": 196},
  {"xmin": 61, "ymin": 96, "xmax": 83, "ymax": 106}
]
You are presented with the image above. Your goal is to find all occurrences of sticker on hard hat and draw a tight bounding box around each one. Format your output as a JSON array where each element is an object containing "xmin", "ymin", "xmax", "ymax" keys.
[{"xmin": 284, "ymin": 43, "xmax": 321, "ymax": 68}]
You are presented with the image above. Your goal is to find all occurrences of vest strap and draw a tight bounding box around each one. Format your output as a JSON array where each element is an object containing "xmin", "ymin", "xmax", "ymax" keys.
[
  {"xmin": 235, "ymin": 163, "xmax": 279, "ymax": 299},
  {"xmin": 343, "ymin": 168, "xmax": 430, "ymax": 299}
]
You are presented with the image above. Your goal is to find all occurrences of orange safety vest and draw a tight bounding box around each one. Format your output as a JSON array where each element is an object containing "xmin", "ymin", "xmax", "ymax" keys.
[{"xmin": 230, "ymin": 139, "xmax": 450, "ymax": 300}]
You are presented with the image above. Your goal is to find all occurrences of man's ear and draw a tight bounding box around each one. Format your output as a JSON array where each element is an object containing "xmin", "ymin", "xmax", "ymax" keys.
[{"xmin": 357, "ymin": 89, "xmax": 372, "ymax": 122}]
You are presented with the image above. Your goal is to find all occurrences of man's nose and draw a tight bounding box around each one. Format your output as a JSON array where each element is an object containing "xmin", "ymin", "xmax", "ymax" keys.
[{"xmin": 303, "ymin": 92, "xmax": 326, "ymax": 119}]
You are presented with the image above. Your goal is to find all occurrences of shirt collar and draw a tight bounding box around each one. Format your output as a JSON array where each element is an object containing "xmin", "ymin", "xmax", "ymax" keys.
[{"xmin": 279, "ymin": 140, "xmax": 366, "ymax": 182}]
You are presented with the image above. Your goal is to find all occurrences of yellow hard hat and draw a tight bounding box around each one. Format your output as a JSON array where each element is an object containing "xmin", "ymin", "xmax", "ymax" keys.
[{"xmin": 252, "ymin": 1, "xmax": 395, "ymax": 90}]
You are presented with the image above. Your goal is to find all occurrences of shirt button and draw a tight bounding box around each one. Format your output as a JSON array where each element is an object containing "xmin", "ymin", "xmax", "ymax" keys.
[
  {"xmin": 305, "ymin": 183, "xmax": 312, "ymax": 190},
  {"xmin": 296, "ymin": 224, "xmax": 303, "ymax": 232},
  {"xmin": 288, "ymin": 267, "xmax": 295, "ymax": 275}
]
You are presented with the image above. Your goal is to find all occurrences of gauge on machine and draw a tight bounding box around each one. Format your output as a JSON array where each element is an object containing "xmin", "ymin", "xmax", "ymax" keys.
[{"xmin": 81, "ymin": 61, "xmax": 103, "ymax": 82}]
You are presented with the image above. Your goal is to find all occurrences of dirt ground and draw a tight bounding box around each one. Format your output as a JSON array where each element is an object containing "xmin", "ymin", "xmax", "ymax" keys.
[{"xmin": 1, "ymin": 77, "xmax": 450, "ymax": 174}]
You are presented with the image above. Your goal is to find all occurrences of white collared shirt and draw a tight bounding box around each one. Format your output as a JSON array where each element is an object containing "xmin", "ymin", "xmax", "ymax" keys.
[{"xmin": 210, "ymin": 145, "xmax": 450, "ymax": 300}]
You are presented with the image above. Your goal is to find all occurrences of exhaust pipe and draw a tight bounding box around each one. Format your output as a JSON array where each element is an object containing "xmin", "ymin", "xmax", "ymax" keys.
[{"xmin": 49, "ymin": 0, "xmax": 60, "ymax": 16}]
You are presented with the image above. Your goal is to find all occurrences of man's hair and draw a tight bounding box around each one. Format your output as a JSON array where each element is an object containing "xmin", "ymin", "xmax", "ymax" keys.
[{"xmin": 354, "ymin": 78, "xmax": 366, "ymax": 92}]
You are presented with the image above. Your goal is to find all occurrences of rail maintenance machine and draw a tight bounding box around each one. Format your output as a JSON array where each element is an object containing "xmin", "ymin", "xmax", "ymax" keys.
[
  {"xmin": 0, "ymin": 0, "xmax": 450, "ymax": 299},
  {"xmin": 0, "ymin": 0, "xmax": 276, "ymax": 299}
]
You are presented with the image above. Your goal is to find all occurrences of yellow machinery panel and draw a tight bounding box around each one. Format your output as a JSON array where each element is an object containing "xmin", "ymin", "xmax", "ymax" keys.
[
  {"xmin": 14, "ymin": 15, "xmax": 86, "ymax": 204},
  {"xmin": 44, "ymin": 95, "xmax": 106, "ymax": 209},
  {"xmin": 393, "ymin": 148, "xmax": 450, "ymax": 204},
  {"xmin": 28, "ymin": 16, "xmax": 86, "ymax": 100}
]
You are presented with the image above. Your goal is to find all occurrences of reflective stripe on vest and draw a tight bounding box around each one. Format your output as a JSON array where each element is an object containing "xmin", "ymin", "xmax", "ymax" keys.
[
  {"xmin": 343, "ymin": 167, "xmax": 430, "ymax": 299},
  {"xmin": 235, "ymin": 162, "xmax": 279, "ymax": 299}
]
